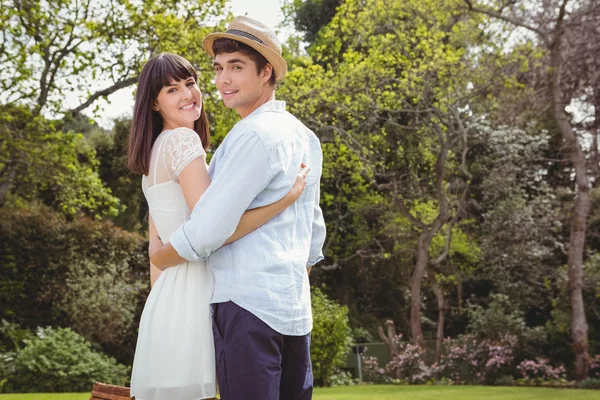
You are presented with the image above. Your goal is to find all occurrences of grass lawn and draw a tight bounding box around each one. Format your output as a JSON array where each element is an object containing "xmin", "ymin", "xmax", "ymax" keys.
[
  {"xmin": 1, "ymin": 385, "xmax": 599, "ymax": 399},
  {"xmin": 314, "ymin": 385, "xmax": 600, "ymax": 399}
]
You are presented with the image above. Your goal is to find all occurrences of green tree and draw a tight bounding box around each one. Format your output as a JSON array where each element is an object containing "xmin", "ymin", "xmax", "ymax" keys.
[
  {"xmin": 0, "ymin": 104, "xmax": 120, "ymax": 217},
  {"xmin": 90, "ymin": 118, "xmax": 148, "ymax": 232},
  {"xmin": 0, "ymin": 0, "xmax": 227, "ymax": 116},
  {"xmin": 283, "ymin": 0, "xmax": 342, "ymax": 43},
  {"xmin": 475, "ymin": 124, "xmax": 563, "ymax": 313},
  {"xmin": 280, "ymin": 0, "xmax": 504, "ymax": 346},
  {"xmin": 464, "ymin": 0, "xmax": 600, "ymax": 380}
]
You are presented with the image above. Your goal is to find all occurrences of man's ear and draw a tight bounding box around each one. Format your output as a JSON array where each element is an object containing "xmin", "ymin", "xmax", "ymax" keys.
[{"xmin": 262, "ymin": 64, "xmax": 274, "ymax": 83}]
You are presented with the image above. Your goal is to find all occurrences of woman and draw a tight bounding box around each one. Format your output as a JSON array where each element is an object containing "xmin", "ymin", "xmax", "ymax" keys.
[{"xmin": 127, "ymin": 53, "xmax": 307, "ymax": 400}]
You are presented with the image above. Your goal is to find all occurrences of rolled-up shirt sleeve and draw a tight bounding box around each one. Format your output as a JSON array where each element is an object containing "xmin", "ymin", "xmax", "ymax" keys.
[
  {"xmin": 170, "ymin": 130, "xmax": 276, "ymax": 261},
  {"xmin": 307, "ymin": 180, "xmax": 326, "ymax": 267}
]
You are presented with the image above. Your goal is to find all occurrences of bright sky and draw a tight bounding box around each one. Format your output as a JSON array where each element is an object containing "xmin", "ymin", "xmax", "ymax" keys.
[{"xmin": 94, "ymin": 0, "xmax": 287, "ymax": 129}]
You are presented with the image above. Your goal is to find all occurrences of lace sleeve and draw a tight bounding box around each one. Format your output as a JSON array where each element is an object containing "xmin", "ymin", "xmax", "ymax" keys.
[{"xmin": 163, "ymin": 127, "xmax": 206, "ymax": 181}]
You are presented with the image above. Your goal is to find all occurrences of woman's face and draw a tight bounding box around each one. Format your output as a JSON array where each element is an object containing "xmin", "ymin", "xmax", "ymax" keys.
[{"xmin": 154, "ymin": 76, "xmax": 202, "ymax": 130}]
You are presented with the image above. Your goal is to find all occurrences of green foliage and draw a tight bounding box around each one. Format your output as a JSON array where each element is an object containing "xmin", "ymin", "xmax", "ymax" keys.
[
  {"xmin": 329, "ymin": 369, "xmax": 358, "ymax": 387},
  {"xmin": 0, "ymin": 206, "xmax": 148, "ymax": 364},
  {"xmin": 279, "ymin": 0, "xmax": 500, "ymax": 343},
  {"xmin": 351, "ymin": 327, "xmax": 375, "ymax": 344},
  {"xmin": 0, "ymin": 320, "xmax": 34, "ymax": 353},
  {"xmin": 493, "ymin": 375, "xmax": 516, "ymax": 387},
  {"xmin": 466, "ymin": 294, "xmax": 530, "ymax": 340},
  {"xmin": 465, "ymin": 294, "xmax": 556, "ymax": 367},
  {"xmin": 311, "ymin": 288, "xmax": 352, "ymax": 387},
  {"xmin": 0, "ymin": 0, "xmax": 228, "ymax": 115},
  {"xmin": 57, "ymin": 259, "xmax": 147, "ymax": 351},
  {"xmin": 283, "ymin": 0, "xmax": 342, "ymax": 43},
  {"xmin": 89, "ymin": 119, "xmax": 148, "ymax": 232},
  {"xmin": 6, "ymin": 327, "xmax": 129, "ymax": 393},
  {"xmin": 578, "ymin": 378, "xmax": 600, "ymax": 390},
  {"xmin": 430, "ymin": 224, "xmax": 480, "ymax": 267},
  {"xmin": 319, "ymin": 138, "xmax": 392, "ymax": 262},
  {"xmin": 475, "ymin": 124, "xmax": 563, "ymax": 312},
  {"xmin": 0, "ymin": 104, "xmax": 121, "ymax": 218}
]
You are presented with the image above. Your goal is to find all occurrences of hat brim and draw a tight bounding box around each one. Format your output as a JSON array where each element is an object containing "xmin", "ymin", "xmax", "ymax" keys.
[{"xmin": 203, "ymin": 32, "xmax": 288, "ymax": 81}]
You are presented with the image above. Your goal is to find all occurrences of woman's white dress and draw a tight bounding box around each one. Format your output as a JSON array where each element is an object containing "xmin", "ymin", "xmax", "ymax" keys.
[{"xmin": 130, "ymin": 127, "xmax": 216, "ymax": 400}]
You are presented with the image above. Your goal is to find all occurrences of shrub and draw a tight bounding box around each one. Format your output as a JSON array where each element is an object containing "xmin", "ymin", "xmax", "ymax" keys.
[
  {"xmin": 385, "ymin": 337, "xmax": 433, "ymax": 384},
  {"xmin": 7, "ymin": 327, "xmax": 129, "ymax": 393},
  {"xmin": 591, "ymin": 354, "xmax": 600, "ymax": 378},
  {"xmin": 516, "ymin": 357, "xmax": 567, "ymax": 385},
  {"xmin": 578, "ymin": 378, "xmax": 600, "ymax": 390},
  {"xmin": 329, "ymin": 369, "xmax": 358, "ymax": 386},
  {"xmin": 361, "ymin": 352, "xmax": 393, "ymax": 384},
  {"xmin": 466, "ymin": 294, "xmax": 527, "ymax": 341},
  {"xmin": 493, "ymin": 375, "xmax": 516, "ymax": 386},
  {"xmin": 435, "ymin": 334, "xmax": 517, "ymax": 384},
  {"xmin": 361, "ymin": 336, "xmax": 433, "ymax": 384},
  {"xmin": 0, "ymin": 351, "xmax": 16, "ymax": 392},
  {"xmin": 465, "ymin": 293, "xmax": 550, "ymax": 364},
  {"xmin": 311, "ymin": 287, "xmax": 352, "ymax": 387},
  {"xmin": 0, "ymin": 320, "xmax": 34, "ymax": 352},
  {"xmin": 351, "ymin": 326, "xmax": 374, "ymax": 343},
  {"xmin": 0, "ymin": 207, "xmax": 148, "ymax": 364},
  {"xmin": 57, "ymin": 259, "xmax": 147, "ymax": 348}
]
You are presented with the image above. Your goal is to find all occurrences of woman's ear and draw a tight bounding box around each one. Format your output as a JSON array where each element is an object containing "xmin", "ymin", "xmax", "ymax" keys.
[{"xmin": 152, "ymin": 102, "xmax": 160, "ymax": 112}]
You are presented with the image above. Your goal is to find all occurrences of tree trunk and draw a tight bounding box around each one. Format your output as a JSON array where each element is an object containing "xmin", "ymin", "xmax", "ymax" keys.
[
  {"xmin": 0, "ymin": 168, "xmax": 16, "ymax": 206},
  {"xmin": 567, "ymin": 189, "xmax": 591, "ymax": 380},
  {"xmin": 549, "ymin": 1, "xmax": 590, "ymax": 380},
  {"xmin": 378, "ymin": 320, "xmax": 400, "ymax": 357},
  {"xmin": 457, "ymin": 279, "xmax": 463, "ymax": 314},
  {"xmin": 430, "ymin": 279, "xmax": 446, "ymax": 363},
  {"xmin": 378, "ymin": 320, "xmax": 401, "ymax": 379},
  {"xmin": 410, "ymin": 230, "xmax": 435, "ymax": 346}
]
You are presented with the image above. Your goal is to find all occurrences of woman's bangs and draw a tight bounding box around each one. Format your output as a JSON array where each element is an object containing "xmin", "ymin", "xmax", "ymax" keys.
[{"xmin": 152, "ymin": 54, "xmax": 197, "ymax": 93}]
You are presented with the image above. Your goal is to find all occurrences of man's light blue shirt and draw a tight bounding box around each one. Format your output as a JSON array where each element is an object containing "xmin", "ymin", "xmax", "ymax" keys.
[{"xmin": 169, "ymin": 100, "xmax": 326, "ymax": 336}]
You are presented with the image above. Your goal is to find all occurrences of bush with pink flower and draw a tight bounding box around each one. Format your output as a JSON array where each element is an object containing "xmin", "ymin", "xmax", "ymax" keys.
[
  {"xmin": 590, "ymin": 354, "xmax": 600, "ymax": 378},
  {"xmin": 386, "ymin": 342, "xmax": 433, "ymax": 384},
  {"xmin": 516, "ymin": 357, "xmax": 567, "ymax": 385},
  {"xmin": 361, "ymin": 350, "xmax": 393, "ymax": 384},
  {"xmin": 435, "ymin": 334, "xmax": 517, "ymax": 384}
]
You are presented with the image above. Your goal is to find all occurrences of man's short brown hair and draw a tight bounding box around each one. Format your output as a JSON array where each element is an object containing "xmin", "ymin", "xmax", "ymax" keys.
[{"xmin": 212, "ymin": 38, "xmax": 277, "ymax": 86}]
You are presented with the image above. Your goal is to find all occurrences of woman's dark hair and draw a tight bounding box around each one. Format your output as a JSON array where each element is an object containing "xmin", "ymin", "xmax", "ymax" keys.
[
  {"xmin": 128, "ymin": 53, "xmax": 210, "ymax": 175},
  {"xmin": 212, "ymin": 38, "xmax": 277, "ymax": 86}
]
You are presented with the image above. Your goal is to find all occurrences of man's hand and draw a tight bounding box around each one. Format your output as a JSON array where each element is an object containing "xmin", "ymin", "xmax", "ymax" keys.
[{"xmin": 149, "ymin": 236, "xmax": 186, "ymax": 270}]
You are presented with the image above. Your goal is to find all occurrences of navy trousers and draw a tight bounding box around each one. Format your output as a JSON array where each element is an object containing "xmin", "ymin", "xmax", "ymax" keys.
[{"xmin": 212, "ymin": 301, "xmax": 313, "ymax": 400}]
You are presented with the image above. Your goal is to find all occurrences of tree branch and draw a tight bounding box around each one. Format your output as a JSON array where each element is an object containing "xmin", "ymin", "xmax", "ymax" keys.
[
  {"xmin": 431, "ymin": 219, "xmax": 456, "ymax": 265},
  {"xmin": 69, "ymin": 76, "xmax": 138, "ymax": 116},
  {"xmin": 463, "ymin": 0, "xmax": 550, "ymax": 46},
  {"xmin": 393, "ymin": 186, "xmax": 427, "ymax": 229}
]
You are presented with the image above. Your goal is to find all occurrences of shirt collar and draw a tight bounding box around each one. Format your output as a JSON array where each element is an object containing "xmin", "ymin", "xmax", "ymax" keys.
[{"xmin": 246, "ymin": 100, "xmax": 286, "ymax": 118}]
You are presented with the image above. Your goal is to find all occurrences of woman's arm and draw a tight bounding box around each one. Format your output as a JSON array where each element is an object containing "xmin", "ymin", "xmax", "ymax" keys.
[
  {"xmin": 148, "ymin": 215, "xmax": 162, "ymax": 288},
  {"xmin": 149, "ymin": 163, "xmax": 310, "ymax": 269},
  {"xmin": 223, "ymin": 164, "xmax": 310, "ymax": 244}
]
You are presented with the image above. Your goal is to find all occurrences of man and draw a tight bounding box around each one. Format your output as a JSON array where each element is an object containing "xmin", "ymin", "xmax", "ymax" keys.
[{"xmin": 150, "ymin": 16, "xmax": 326, "ymax": 400}]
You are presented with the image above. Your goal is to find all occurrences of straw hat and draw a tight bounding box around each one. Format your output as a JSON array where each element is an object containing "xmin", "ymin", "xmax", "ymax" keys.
[{"xmin": 203, "ymin": 16, "xmax": 288, "ymax": 81}]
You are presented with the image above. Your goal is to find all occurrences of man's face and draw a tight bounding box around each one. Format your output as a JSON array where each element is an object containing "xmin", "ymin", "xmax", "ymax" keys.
[{"xmin": 213, "ymin": 51, "xmax": 269, "ymax": 116}]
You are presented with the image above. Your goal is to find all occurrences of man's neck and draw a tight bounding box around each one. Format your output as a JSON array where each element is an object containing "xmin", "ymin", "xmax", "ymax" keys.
[{"xmin": 237, "ymin": 90, "xmax": 276, "ymax": 119}]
